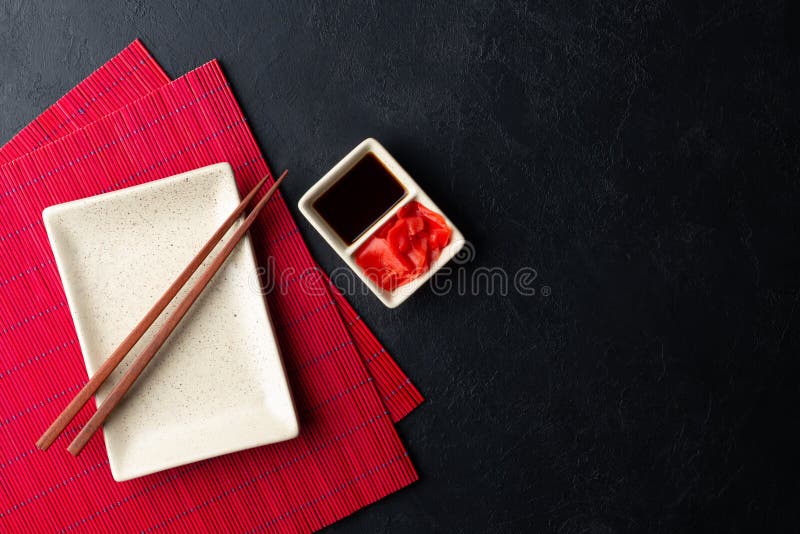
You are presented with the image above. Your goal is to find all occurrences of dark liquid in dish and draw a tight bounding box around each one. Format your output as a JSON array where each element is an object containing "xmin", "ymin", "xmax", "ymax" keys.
[{"xmin": 313, "ymin": 153, "xmax": 406, "ymax": 244}]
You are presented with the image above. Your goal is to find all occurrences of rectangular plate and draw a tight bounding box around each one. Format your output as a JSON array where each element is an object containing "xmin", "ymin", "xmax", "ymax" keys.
[{"xmin": 43, "ymin": 163, "xmax": 298, "ymax": 481}]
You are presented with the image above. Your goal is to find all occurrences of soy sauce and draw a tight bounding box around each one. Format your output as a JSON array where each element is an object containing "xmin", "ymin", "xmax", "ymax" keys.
[{"xmin": 313, "ymin": 153, "xmax": 406, "ymax": 244}]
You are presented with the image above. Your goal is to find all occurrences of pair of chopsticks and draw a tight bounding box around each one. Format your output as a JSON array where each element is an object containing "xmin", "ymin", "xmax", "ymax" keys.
[{"xmin": 36, "ymin": 170, "xmax": 288, "ymax": 456}]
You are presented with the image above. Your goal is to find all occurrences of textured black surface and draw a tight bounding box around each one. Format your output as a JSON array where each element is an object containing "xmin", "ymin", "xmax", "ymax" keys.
[{"xmin": 2, "ymin": 1, "xmax": 799, "ymax": 532}]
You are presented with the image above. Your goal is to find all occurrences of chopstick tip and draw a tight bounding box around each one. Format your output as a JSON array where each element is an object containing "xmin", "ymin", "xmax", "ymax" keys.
[
  {"xmin": 66, "ymin": 440, "xmax": 83, "ymax": 457},
  {"xmin": 35, "ymin": 434, "xmax": 52, "ymax": 451}
]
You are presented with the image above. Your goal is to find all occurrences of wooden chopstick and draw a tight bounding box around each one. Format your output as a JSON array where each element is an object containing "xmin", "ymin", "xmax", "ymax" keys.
[
  {"xmin": 36, "ymin": 171, "xmax": 279, "ymax": 452},
  {"xmin": 67, "ymin": 170, "xmax": 287, "ymax": 456}
]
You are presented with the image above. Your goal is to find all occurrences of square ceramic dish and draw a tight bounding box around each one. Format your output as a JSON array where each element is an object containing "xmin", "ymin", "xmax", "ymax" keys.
[
  {"xmin": 43, "ymin": 163, "xmax": 298, "ymax": 481},
  {"xmin": 298, "ymin": 138, "xmax": 464, "ymax": 308}
]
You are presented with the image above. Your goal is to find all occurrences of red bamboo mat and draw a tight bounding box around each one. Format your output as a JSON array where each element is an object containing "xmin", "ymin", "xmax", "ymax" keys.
[
  {"xmin": 0, "ymin": 40, "xmax": 422, "ymax": 424},
  {"xmin": 0, "ymin": 46, "xmax": 421, "ymax": 532}
]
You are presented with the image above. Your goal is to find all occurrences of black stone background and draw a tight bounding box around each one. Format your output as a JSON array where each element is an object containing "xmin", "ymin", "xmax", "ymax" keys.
[{"xmin": 1, "ymin": 1, "xmax": 798, "ymax": 532}]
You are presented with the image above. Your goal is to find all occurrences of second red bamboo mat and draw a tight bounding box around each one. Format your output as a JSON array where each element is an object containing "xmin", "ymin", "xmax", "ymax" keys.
[{"xmin": 0, "ymin": 56, "xmax": 419, "ymax": 532}]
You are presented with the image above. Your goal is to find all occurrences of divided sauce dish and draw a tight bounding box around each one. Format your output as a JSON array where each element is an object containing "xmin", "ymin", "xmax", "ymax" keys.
[{"xmin": 298, "ymin": 138, "xmax": 465, "ymax": 308}]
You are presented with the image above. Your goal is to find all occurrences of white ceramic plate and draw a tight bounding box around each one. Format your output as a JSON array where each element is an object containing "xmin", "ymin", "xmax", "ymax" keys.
[
  {"xmin": 43, "ymin": 163, "xmax": 298, "ymax": 481},
  {"xmin": 298, "ymin": 138, "xmax": 465, "ymax": 308}
]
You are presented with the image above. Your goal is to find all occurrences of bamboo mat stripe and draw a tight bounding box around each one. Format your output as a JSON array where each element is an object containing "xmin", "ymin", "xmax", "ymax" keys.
[{"xmin": 0, "ymin": 53, "xmax": 419, "ymax": 533}]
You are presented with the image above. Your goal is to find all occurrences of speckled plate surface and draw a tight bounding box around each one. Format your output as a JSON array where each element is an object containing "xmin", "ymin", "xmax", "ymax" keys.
[{"xmin": 43, "ymin": 163, "xmax": 298, "ymax": 481}]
